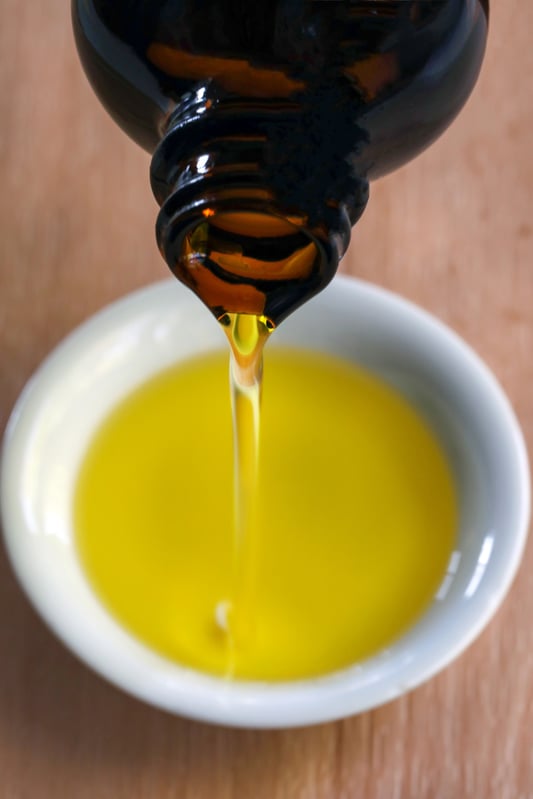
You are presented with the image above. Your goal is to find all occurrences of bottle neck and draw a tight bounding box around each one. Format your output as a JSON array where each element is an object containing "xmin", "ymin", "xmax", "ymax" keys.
[{"xmin": 150, "ymin": 86, "xmax": 369, "ymax": 325}]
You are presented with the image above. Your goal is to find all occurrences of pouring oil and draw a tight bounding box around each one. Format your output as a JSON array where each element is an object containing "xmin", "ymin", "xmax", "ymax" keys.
[
  {"xmin": 218, "ymin": 312, "xmax": 272, "ymax": 661},
  {"xmin": 75, "ymin": 348, "xmax": 457, "ymax": 681}
]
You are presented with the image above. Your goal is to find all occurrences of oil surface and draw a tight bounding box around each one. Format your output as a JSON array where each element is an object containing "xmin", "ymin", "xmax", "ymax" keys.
[{"xmin": 75, "ymin": 349, "xmax": 457, "ymax": 681}]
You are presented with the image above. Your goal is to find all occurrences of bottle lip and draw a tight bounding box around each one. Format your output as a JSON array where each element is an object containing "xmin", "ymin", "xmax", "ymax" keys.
[
  {"xmin": 154, "ymin": 182, "xmax": 355, "ymax": 324},
  {"xmin": 156, "ymin": 181, "xmax": 350, "ymax": 273},
  {"xmin": 150, "ymin": 88, "xmax": 369, "ymax": 321}
]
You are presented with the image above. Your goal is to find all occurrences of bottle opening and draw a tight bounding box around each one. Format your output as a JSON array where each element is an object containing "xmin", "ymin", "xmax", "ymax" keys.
[{"xmin": 173, "ymin": 210, "xmax": 321, "ymax": 321}]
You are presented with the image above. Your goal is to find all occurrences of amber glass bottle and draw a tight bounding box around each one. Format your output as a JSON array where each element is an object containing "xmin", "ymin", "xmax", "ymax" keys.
[{"xmin": 73, "ymin": 0, "xmax": 488, "ymax": 325}]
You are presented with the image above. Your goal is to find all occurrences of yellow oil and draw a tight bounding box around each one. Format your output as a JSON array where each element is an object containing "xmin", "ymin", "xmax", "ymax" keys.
[
  {"xmin": 218, "ymin": 312, "xmax": 272, "ymax": 655},
  {"xmin": 75, "ymin": 348, "xmax": 457, "ymax": 681}
]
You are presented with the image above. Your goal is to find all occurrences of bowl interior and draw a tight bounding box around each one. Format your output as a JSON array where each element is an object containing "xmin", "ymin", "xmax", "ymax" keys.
[{"xmin": 1, "ymin": 277, "xmax": 529, "ymax": 728}]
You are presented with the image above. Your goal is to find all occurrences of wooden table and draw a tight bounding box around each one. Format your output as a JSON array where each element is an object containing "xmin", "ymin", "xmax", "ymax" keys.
[{"xmin": 1, "ymin": 2, "xmax": 532, "ymax": 796}]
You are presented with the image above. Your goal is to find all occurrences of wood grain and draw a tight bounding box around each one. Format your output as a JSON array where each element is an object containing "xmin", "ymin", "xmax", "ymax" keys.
[{"xmin": 1, "ymin": 2, "xmax": 532, "ymax": 797}]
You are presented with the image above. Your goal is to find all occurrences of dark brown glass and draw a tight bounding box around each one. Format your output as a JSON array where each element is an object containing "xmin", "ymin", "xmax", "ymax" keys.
[{"xmin": 73, "ymin": 0, "xmax": 488, "ymax": 325}]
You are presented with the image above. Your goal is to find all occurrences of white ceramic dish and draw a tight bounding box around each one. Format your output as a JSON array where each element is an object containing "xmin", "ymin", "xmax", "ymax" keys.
[{"xmin": 1, "ymin": 276, "xmax": 529, "ymax": 728}]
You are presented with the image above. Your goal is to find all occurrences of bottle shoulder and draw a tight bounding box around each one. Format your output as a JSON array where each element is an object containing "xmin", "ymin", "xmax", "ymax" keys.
[{"xmin": 73, "ymin": 0, "xmax": 488, "ymax": 176}]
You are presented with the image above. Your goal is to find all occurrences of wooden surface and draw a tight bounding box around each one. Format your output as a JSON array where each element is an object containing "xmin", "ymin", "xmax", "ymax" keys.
[{"xmin": 1, "ymin": 2, "xmax": 532, "ymax": 797}]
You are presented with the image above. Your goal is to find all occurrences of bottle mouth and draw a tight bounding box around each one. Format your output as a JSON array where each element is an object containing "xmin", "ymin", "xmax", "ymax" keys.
[
  {"xmin": 150, "ymin": 96, "xmax": 368, "ymax": 324},
  {"xmin": 158, "ymin": 198, "xmax": 331, "ymax": 325}
]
